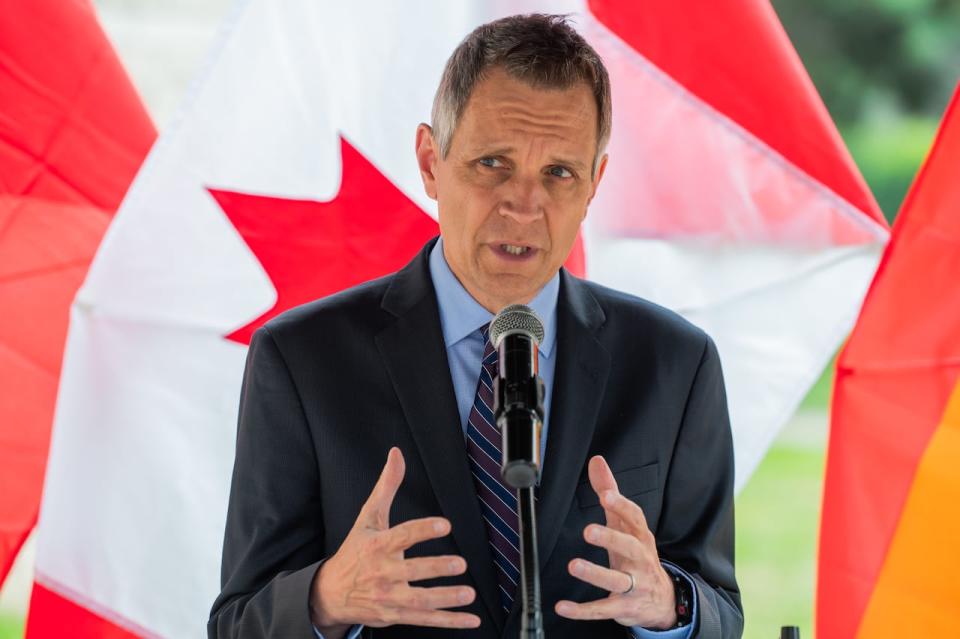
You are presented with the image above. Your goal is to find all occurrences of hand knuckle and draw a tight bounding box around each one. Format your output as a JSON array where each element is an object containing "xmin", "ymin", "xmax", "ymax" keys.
[
  {"xmin": 404, "ymin": 562, "xmax": 419, "ymax": 581},
  {"xmin": 377, "ymin": 609, "xmax": 395, "ymax": 625}
]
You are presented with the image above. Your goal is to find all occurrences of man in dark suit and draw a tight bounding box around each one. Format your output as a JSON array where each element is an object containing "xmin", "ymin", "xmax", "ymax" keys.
[{"xmin": 210, "ymin": 14, "xmax": 742, "ymax": 639}]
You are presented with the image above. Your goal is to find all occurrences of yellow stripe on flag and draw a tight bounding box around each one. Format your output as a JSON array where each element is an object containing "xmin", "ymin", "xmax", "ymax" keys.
[{"xmin": 856, "ymin": 379, "xmax": 960, "ymax": 637}]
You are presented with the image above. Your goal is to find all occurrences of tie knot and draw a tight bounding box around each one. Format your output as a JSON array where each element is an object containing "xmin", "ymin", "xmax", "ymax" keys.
[{"xmin": 479, "ymin": 325, "xmax": 497, "ymax": 368}]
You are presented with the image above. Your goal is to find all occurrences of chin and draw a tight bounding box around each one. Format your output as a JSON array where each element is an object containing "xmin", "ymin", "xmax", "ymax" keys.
[{"xmin": 483, "ymin": 274, "xmax": 542, "ymax": 303}]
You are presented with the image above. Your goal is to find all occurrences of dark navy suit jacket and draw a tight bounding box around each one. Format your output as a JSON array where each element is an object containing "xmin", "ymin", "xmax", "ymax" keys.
[{"xmin": 209, "ymin": 239, "xmax": 743, "ymax": 638}]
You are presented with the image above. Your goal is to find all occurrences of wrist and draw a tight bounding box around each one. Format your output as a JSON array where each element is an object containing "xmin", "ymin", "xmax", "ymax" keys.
[
  {"xmin": 648, "ymin": 600, "xmax": 678, "ymax": 630},
  {"xmin": 647, "ymin": 567, "xmax": 694, "ymax": 630},
  {"xmin": 646, "ymin": 567, "xmax": 680, "ymax": 630},
  {"xmin": 310, "ymin": 561, "xmax": 350, "ymax": 636}
]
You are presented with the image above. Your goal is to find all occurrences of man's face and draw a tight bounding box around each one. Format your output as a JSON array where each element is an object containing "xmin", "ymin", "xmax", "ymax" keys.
[{"xmin": 416, "ymin": 67, "xmax": 607, "ymax": 312}]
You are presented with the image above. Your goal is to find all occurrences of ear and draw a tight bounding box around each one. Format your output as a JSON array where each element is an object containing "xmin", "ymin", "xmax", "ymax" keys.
[
  {"xmin": 415, "ymin": 123, "xmax": 439, "ymax": 201},
  {"xmin": 586, "ymin": 152, "xmax": 608, "ymax": 207}
]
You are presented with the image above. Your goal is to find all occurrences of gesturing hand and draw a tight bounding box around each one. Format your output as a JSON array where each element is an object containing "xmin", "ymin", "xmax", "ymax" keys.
[
  {"xmin": 555, "ymin": 455, "xmax": 678, "ymax": 629},
  {"xmin": 310, "ymin": 448, "xmax": 481, "ymax": 637}
]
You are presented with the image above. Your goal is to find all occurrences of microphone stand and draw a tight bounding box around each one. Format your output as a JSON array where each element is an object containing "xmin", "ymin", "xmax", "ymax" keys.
[
  {"xmin": 498, "ymin": 384, "xmax": 545, "ymax": 638},
  {"xmin": 491, "ymin": 308, "xmax": 547, "ymax": 638},
  {"xmin": 514, "ymin": 483, "xmax": 542, "ymax": 638}
]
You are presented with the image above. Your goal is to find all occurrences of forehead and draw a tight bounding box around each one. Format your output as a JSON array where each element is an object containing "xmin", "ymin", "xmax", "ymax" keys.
[{"xmin": 455, "ymin": 67, "xmax": 598, "ymax": 154}]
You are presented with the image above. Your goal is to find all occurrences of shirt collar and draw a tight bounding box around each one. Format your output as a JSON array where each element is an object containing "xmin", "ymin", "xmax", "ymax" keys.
[{"xmin": 429, "ymin": 237, "xmax": 558, "ymax": 358}]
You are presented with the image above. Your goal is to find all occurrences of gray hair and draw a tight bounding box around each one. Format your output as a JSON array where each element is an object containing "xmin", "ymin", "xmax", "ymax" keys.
[{"xmin": 431, "ymin": 14, "xmax": 612, "ymax": 175}]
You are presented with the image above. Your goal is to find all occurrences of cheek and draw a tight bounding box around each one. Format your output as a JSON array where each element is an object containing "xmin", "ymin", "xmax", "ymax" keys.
[
  {"xmin": 438, "ymin": 172, "xmax": 498, "ymax": 223},
  {"xmin": 437, "ymin": 192, "xmax": 491, "ymax": 249},
  {"xmin": 548, "ymin": 203, "xmax": 587, "ymax": 244},
  {"xmin": 459, "ymin": 187, "xmax": 501, "ymax": 228}
]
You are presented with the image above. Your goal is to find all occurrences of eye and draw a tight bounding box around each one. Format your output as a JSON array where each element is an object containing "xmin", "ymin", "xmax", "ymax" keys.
[
  {"xmin": 548, "ymin": 165, "xmax": 573, "ymax": 178},
  {"xmin": 478, "ymin": 157, "xmax": 504, "ymax": 168}
]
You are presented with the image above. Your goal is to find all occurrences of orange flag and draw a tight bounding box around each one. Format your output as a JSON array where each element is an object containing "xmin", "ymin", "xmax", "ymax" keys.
[{"xmin": 818, "ymin": 83, "xmax": 960, "ymax": 638}]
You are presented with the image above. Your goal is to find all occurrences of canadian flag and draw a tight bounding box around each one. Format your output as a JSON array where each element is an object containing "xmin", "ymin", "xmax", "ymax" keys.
[
  {"xmin": 0, "ymin": 0, "xmax": 155, "ymax": 608},
  {"xmin": 28, "ymin": 1, "xmax": 887, "ymax": 637}
]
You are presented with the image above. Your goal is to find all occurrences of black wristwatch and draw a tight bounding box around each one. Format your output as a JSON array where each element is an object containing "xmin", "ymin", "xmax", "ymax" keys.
[{"xmin": 670, "ymin": 570, "xmax": 694, "ymax": 627}]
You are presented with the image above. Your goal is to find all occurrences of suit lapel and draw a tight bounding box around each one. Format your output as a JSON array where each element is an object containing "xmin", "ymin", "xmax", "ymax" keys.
[
  {"xmin": 535, "ymin": 272, "xmax": 610, "ymax": 571},
  {"xmin": 375, "ymin": 241, "xmax": 505, "ymax": 631}
]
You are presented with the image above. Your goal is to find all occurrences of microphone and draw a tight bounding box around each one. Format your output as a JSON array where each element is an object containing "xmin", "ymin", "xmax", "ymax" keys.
[
  {"xmin": 490, "ymin": 304, "xmax": 546, "ymax": 638},
  {"xmin": 489, "ymin": 304, "xmax": 546, "ymax": 489}
]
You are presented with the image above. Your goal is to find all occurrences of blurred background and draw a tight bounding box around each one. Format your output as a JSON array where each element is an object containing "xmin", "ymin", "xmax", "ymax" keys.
[
  {"xmin": 741, "ymin": 0, "xmax": 957, "ymax": 635},
  {"xmin": 1, "ymin": 1, "xmax": 957, "ymax": 637}
]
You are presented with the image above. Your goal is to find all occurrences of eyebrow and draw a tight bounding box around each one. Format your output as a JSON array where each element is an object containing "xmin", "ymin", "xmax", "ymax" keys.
[
  {"xmin": 467, "ymin": 146, "xmax": 515, "ymax": 158},
  {"xmin": 552, "ymin": 157, "xmax": 588, "ymax": 172},
  {"xmin": 467, "ymin": 146, "xmax": 588, "ymax": 172}
]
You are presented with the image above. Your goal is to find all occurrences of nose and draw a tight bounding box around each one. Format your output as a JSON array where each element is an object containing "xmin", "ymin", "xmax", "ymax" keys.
[{"xmin": 499, "ymin": 174, "xmax": 546, "ymax": 224}]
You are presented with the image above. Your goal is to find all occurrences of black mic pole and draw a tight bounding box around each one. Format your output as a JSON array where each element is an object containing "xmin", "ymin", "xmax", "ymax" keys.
[
  {"xmin": 491, "ymin": 305, "xmax": 546, "ymax": 639},
  {"xmin": 516, "ymin": 485, "xmax": 541, "ymax": 639}
]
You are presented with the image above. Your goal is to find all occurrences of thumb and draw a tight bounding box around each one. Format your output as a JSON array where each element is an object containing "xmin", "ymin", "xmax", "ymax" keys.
[
  {"xmin": 588, "ymin": 455, "xmax": 623, "ymax": 529},
  {"xmin": 359, "ymin": 447, "xmax": 405, "ymax": 530}
]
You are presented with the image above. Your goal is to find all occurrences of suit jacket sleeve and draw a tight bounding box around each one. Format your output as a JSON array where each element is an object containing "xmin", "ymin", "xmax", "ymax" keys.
[
  {"xmin": 208, "ymin": 326, "xmax": 326, "ymax": 639},
  {"xmin": 657, "ymin": 335, "xmax": 743, "ymax": 639}
]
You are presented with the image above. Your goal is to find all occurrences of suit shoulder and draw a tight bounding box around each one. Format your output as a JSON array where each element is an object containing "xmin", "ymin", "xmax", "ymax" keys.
[
  {"xmin": 259, "ymin": 272, "xmax": 395, "ymax": 342},
  {"xmin": 581, "ymin": 279, "xmax": 710, "ymax": 349}
]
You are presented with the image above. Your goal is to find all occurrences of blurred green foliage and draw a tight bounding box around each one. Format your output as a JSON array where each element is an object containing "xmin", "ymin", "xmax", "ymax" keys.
[
  {"xmin": 773, "ymin": 0, "xmax": 959, "ymax": 221},
  {"xmin": 0, "ymin": 615, "xmax": 22, "ymax": 639},
  {"xmin": 799, "ymin": 356, "xmax": 835, "ymax": 412},
  {"xmin": 772, "ymin": 0, "xmax": 959, "ymax": 127},
  {"xmin": 845, "ymin": 116, "xmax": 939, "ymax": 220},
  {"xmin": 736, "ymin": 431, "xmax": 825, "ymax": 639}
]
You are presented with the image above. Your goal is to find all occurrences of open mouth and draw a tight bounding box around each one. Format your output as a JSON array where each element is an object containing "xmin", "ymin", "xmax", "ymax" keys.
[
  {"xmin": 501, "ymin": 243, "xmax": 531, "ymax": 256},
  {"xmin": 489, "ymin": 242, "xmax": 538, "ymax": 261}
]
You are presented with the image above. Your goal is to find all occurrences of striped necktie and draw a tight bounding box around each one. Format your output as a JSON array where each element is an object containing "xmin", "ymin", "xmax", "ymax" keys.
[{"xmin": 465, "ymin": 326, "xmax": 520, "ymax": 615}]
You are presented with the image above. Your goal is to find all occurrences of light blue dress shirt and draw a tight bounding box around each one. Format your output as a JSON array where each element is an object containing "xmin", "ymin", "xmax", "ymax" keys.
[
  {"xmin": 429, "ymin": 238, "xmax": 558, "ymax": 462},
  {"xmin": 316, "ymin": 239, "xmax": 695, "ymax": 638}
]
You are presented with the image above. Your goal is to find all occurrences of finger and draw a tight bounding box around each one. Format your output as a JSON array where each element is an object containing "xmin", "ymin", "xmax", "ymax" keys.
[
  {"xmin": 583, "ymin": 523, "xmax": 650, "ymax": 564},
  {"xmin": 588, "ymin": 455, "xmax": 623, "ymax": 529},
  {"xmin": 568, "ymin": 558, "xmax": 633, "ymax": 594},
  {"xmin": 396, "ymin": 555, "xmax": 467, "ymax": 583},
  {"xmin": 381, "ymin": 516, "xmax": 451, "ymax": 553},
  {"xmin": 359, "ymin": 447, "xmax": 405, "ymax": 529},
  {"xmin": 588, "ymin": 455, "xmax": 619, "ymax": 495},
  {"xmin": 397, "ymin": 585, "xmax": 476, "ymax": 610},
  {"xmin": 601, "ymin": 490, "xmax": 652, "ymax": 540},
  {"xmin": 555, "ymin": 596, "xmax": 627, "ymax": 621},
  {"xmin": 386, "ymin": 608, "xmax": 481, "ymax": 629}
]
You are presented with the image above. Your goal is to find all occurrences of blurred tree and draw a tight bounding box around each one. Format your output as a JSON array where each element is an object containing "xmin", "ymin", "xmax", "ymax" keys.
[
  {"xmin": 773, "ymin": 0, "xmax": 959, "ymax": 126},
  {"xmin": 773, "ymin": 0, "xmax": 959, "ymax": 220}
]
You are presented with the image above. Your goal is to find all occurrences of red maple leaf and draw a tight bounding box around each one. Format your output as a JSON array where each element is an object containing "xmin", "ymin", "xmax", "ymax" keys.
[
  {"xmin": 210, "ymin": 136, "xmax": 438, "ymax": 344},
  {"xmin": 211, "ymin": 135, "xmax": 585, "ymax": 345}
]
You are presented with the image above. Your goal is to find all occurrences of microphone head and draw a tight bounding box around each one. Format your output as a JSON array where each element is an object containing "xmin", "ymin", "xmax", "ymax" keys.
[{"xmin": 489, "ymin": 304, "xmax": 545, "ymax": 348}]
